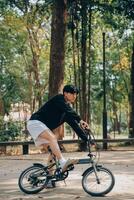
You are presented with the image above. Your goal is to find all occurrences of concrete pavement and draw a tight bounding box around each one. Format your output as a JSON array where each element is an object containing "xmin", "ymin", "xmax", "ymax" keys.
[{"xmin": 0, "ymin": 150, "xmax": 134, "ymax": 200}]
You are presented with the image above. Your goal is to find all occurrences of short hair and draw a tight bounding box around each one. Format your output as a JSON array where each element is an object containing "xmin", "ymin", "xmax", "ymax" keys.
[{"xmin": 63, "ymin": 85, "xmax": 79, "ymax": 94}]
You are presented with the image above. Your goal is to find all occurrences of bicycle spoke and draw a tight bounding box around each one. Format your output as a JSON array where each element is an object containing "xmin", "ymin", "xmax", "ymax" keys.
[
  {"xmin": 19, "ymin": 166, "xmax": 47, "ymax": 194},
  {"xmin": 82, "ymin": 167, "xmax": 115, "ymax": 196}
]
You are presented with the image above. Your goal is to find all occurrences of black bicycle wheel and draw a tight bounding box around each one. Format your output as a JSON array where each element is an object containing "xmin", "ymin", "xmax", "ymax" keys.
[
  {"xmin": 82, "ymin": 166, "xmax": 115, "ymax": 196},
  {"xmin": 18, "ymin": 165, "xmax": 48, "ymax": 194}
]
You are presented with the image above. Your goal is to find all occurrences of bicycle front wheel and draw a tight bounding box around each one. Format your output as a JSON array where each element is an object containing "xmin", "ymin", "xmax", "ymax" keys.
[
  {"xmin": 18, "ymin": 165, "xmax": 48, "ymax": 194},
  {"xmin": 82, "ymin": 166, "xmax": 115, "ymax": 196}
]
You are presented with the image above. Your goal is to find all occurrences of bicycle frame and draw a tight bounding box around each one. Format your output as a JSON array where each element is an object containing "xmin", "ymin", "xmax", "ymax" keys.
[
  {"xmin": 18, "ymin": 129, "xmax": 115, "ymax": 195},
  {"xmin": 32, "ymin": 131, "xmax": 100, "ymax": 182}
]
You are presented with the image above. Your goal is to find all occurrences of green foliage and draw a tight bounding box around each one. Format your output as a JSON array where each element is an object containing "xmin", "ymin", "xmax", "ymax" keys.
[
  {"xmin": 0, "ymin": 0, "xmax": 134, "ymax": 141},
  {"xmin": 0, "ymin": 118, "xmax": 22, "ymax": 141},
  {"xmin": 115, "ymin": 0, "xmax": 134, "ymax": 20}
]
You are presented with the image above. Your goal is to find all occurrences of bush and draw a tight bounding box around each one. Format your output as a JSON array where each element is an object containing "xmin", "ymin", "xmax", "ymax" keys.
[{"xmin": 0, "ymin": 119, "xmax": 22, "ymax": 141}]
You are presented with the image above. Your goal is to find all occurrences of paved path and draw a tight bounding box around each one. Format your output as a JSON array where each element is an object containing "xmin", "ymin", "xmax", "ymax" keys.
[{"xmin": 0, "ymin": 150, "xmax": 134, "ymax": 200}]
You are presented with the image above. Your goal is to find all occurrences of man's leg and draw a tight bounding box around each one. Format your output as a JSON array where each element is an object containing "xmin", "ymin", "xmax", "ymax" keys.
[
  {"xmin": 40, "ymin": 144, "xmax": 54, "ymax": 167},
  {"xmin": 42, "ymin": 129, "xmax": 64, "ymax": 177},
  {"xmin": 40, "ymin": 143, "xmax": 56, "ymax": 188},
  {"xmin": 39, "ymin": 129, "xmax": 64, "ymax": 160},
  {"xmin": 38, "ymin": 129, "xmax": 78, "ymax": 171}
]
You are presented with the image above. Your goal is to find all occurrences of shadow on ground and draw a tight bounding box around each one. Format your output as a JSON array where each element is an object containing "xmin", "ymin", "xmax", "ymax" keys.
[{"xmin": 0, "ymin": 151, "xmax": 134, "ymax": 200}]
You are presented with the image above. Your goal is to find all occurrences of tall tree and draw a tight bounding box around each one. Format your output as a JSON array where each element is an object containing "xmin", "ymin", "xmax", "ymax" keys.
[
  {"xmin": 87, "ymin": 6, "xmax": 92, "ymax": 124},
  {"xmin": 6, "ymin": 0, "xmax": 50, "ymax": 111},
  {"xmin": 129, "ymin": 44, "xmax": 134, "ymax": 138},
  {"xmin": 49, "ymin": 0, "xmax": 67, "ymax": 140},
  {"xmin": 49, "ymin": 0, "xmax": 67, "ymax": 98},
  {"xmin": 80, "ymin": 0, "xmax": 88, "ymax": 121}
]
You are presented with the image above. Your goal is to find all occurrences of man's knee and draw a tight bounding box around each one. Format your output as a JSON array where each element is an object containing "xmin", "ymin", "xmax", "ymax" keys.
[
  {"xmin": 50, "ymin": 134, "xmax": 57, "ymax": 142},
  {"xmin": 39, "ymin": 130, "xmax": 57, "ymax": 141}
]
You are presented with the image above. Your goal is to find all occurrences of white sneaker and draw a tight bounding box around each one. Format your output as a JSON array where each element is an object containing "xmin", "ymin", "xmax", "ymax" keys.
[{"xmin": 62, "ymin": 159, "xmax": 78, "ymax": 172}]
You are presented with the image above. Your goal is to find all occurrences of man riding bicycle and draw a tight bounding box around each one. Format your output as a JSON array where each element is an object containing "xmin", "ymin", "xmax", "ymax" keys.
[{"xmin": 27, "ymin": 85, "xmax": 89, "ymax": 176}]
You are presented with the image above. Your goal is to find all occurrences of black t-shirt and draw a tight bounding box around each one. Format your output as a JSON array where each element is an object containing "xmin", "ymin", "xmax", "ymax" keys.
[{"xmin": 30, "ymin": 94, "xmax": 81, "ymax": 130}]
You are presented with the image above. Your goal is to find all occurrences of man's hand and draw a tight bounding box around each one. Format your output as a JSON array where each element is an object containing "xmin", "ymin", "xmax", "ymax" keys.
[{"xmin": 80, "ymin": 120, "xmax": 89, "ymax": 130}]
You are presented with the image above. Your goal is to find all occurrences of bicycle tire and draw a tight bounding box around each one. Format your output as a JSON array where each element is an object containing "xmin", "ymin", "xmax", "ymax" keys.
[
  {"xmin": 18, "ymin": 165, "xmax": 47, "ymax": 194},
  {"xmin": 82, "ymin": 166, "xmax": 115, "ymax": 196}
]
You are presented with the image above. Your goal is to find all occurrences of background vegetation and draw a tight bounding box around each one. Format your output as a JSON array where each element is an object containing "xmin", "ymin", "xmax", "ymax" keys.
[{"xmin": 0, "ymin": 0, "xmax": 134, "ymax": 141}]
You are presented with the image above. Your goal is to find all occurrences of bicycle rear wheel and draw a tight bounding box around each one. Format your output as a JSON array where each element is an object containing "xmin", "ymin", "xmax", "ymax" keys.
[
  {"xmin": 82, "ymin": 166, "xmax": 115, "ymax": 196},
  {"xmin": 18, "ymin": 165, "xmax": 48, "ymax": 194}
]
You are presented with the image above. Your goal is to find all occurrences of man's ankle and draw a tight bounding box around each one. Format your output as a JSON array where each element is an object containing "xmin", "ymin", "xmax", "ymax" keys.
[{"xmin": 59, "ymin": 158, "xmax": 66, "ymax": 168}]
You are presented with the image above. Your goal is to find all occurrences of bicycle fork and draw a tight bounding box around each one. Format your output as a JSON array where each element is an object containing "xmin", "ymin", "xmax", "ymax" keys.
[{"xmin": 92, "ymin": 162, "xmax": 101, "ymax": 184}]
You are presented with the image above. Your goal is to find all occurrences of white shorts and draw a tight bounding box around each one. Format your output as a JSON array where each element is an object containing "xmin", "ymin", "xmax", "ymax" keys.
[{"xmin": 27, "ymin": 120, "xmax": 50, "ymax": 146}]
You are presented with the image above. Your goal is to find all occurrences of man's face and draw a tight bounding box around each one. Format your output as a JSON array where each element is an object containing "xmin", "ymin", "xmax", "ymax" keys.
[{"xmin": 64, "ymin": 92, "xmax": 77, "ymax": 103}]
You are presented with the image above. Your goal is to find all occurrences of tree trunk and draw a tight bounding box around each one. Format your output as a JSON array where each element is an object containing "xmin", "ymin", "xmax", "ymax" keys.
[
  {"xmin": 49, "ymin": 0, "xmax": 67, "ymax": 140},
  {"xmin": 71, "ymin": 13, "xmax": 79, "ymax": 113},
  {"xmin": 23, "ymin": 51, "xmax": 34, "ymax": 113},
  {"xmin": 80, "ymin": 0, "xmax": 88, "ymax": 121},
  {"xmin": 0, "ymin": 59, "xmax": 5, "ymax": 117},
  {"xmin": 76, "ymin": 17, "xmax": 82, "ymax": 117},
  {"xmin": 27, "ymin": 27, "xmax": 41, "ymax": 110},
  {"xmin": 0, "ymin": 95, "xmax": 4, "ymax": 117},
  {"xmin": 129, "ymin": 44, "xmax": 134, "ymax": 138},
  {"xmin": 87, "ymin": 8, "xmax": 92, "ymax": 124},
  {"xmin": 49, "ymin": 0, "xmax": 67, "ymax": 98}
]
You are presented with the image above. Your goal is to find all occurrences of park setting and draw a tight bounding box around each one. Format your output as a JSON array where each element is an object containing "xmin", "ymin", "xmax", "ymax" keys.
[{"xmin": 0, "ymin": 0, "xmax": 134, "ymax": 199}]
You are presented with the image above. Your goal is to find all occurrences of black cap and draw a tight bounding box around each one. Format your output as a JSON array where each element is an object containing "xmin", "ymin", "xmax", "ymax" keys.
[{"xmin": 63, "ymin": 85, "xmax": 79, "ymax": 94}]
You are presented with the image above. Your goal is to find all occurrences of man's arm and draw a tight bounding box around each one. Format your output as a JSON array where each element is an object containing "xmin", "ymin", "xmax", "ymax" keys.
[
  {"xmin": 54, "ymin": 95, "xmax": 89, "ymax": 134},
  {"xmin": 64, "ymin": 116, "xmax": 88, "ymax": 142}
]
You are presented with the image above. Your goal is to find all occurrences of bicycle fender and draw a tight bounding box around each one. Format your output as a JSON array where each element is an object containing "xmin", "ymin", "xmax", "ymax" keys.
[
  {"xmin": 33, "ymin": 163, "xmax": 46, "ymax": 168},
  {"xmin": 82, "ymin": 165, "xmax": 102, "ymax": 176},
  {"xmin": 82, "ymin": 166, "xmax": 93, "ymax": 176}
]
